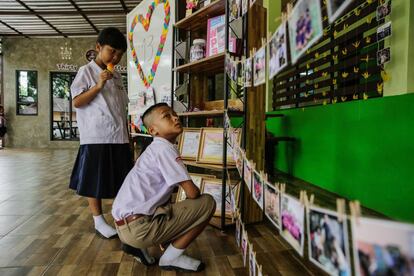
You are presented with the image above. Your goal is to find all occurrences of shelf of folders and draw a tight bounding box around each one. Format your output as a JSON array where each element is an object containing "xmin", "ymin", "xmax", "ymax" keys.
[{"xmin": 232, "ymin": 149, "xmax": 414, "ymax": 276}]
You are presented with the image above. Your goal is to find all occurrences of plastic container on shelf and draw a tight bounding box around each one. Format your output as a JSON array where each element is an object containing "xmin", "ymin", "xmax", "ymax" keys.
[{"xmin": 189, "ymin": 39, "xmax": 206, "ymax": 62}]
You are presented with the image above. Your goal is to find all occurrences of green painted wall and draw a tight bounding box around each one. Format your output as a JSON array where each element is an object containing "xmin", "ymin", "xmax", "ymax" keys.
[{"xmin": 266, "ymin": 93, "xmax": 414, "ymax": 223}]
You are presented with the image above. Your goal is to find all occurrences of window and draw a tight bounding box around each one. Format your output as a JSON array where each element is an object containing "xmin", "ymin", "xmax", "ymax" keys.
[
  {"xmin": 16, "ymin": 70, "xmax": 38, "ymax": 115},
  {"xmin": 50, "ymin": 72, "xmax": 78, "ymax": 140}
]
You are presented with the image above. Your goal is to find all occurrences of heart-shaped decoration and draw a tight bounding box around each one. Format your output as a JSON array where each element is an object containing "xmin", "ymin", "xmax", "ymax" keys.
[{"xmin": 129, "ymin": 0, "xmax": 171, "ymax": 88}]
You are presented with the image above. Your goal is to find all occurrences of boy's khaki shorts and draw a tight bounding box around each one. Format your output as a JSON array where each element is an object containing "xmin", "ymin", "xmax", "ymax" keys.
[{"xmin": 115, "ymin": 194, "xmax": 216, "ymax": 249}]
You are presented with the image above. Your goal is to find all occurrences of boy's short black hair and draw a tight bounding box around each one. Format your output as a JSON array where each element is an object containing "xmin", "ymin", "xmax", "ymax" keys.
[
  {"xmin": 97, "ymin": 27, "xmax": 127, "ymax": 52},
  {"xmin": 141, "ymin": 103, "xmax": 170, "ymax": 128}
]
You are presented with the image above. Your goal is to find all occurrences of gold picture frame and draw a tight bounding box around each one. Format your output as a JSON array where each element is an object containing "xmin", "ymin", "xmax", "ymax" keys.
[
  {"xmin": 200, "ymin": 178, "xmax": 240, "ymax": 217},
  {"xmin": 178, "ymin": 128, "xmax": 201, "ymax": 160},
  {"xmin": 176, "ymin": 173, "xmax": 216, "ymax": 203},
  {"xmin": 197, "ymin": 128, "xmax": 241, "ymax": 165}
]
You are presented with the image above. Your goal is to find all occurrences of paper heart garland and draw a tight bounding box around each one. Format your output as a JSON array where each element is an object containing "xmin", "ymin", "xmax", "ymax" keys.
[{"xmin": 129, "ymin": 0, "xmax": 170, "ymax": 88}]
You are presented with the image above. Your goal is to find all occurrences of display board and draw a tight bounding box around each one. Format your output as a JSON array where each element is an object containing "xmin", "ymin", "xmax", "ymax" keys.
[{"xmin": 126, "ymin": 0, "xmax": 174, "ymax": 115}]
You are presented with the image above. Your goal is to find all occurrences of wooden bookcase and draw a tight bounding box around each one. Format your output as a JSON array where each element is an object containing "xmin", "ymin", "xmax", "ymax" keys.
[{"xmin": 170, "ymin": 0, "xmax": 265, "ymax": 228}]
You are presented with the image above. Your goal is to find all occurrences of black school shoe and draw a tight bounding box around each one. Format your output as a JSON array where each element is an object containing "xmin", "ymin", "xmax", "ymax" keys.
[
  {"xmin": 160, "ymin": 262, "xmax": 205, "ymax": 273},
  {"xmin": 121, "ymin": 243, "xmax": 156, "ymax": 266}
]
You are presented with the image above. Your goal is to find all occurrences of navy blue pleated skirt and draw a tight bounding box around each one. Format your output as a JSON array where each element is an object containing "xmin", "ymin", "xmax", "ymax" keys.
[{"xmin": 69, "ymin": 144, "xmax": 133, "ymax": 199}]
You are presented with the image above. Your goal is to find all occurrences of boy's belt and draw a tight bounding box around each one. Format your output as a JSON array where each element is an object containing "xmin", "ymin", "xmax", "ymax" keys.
[{"xmin": 115, "ymin": 214, "xmax": 145, "ymax": 226}]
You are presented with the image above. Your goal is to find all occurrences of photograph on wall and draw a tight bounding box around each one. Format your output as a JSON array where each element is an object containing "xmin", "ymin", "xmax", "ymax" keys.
[
  {"xmin": 280, "ymin": 193, "xmax": 305, "ymax": 256},
  {"xmin": 269, "ymin": 22, "xmax": 288, "ymax": 79},
  {"xmin": 235, "ymin": 214, "xmax": 241, "ymax": 247},
  {"xmin": 326, "ymin": 0, "xmax": 353, "ymax": 23},
  {"xmin": 252, "ymin": 170, "xmax": 263, "ymax": 210},
  {"xmin": 245, "ymin": 57, "xmax": 253, "ymax": 87},
  {"xmin": 230, "ymin": 59, "xmax": 238, "ymax": 82},
  {"xmin": 377, "ymin": 21, "xmax": 392, "ymax": 42},
  {"xmin": 230, "ymin": 0, "xmax": 241, "ymax": 20},
  {"xmin": 376, "ymin": 1, "xmax": 392, "ymax": 21},
  {"xmin": 243, "ymin": 158, "xmax": 252, "ymax": 193},
  {"xmin": 288, "ymin": 0, "xmax": 323, "ymax": 64},
  {"xmin": 307, "ymin": 206, "xmax": 351, "ymax": 276},
  {"xmin": 241, "ymin": 227, "xmax": 248, "ymax": 266},
  {"xmin": 242, "ymin": 0, "xmax": 248, "ymax": 16},
  {"xmin": 233, "ymin": 145, "xmax": 244, "ymax": 177},
  {"xmin": 377, "ymin": 47, "xmax": 391, "ymax": 66},
  {"xmin": 352, "ymin": 217, "xmax": 414, "ymax": 276},
  {"xmin": 249, "ymin": 244, "xmax": 256, "ymax": 276},
  {"xmin": 253, "ymin": 47, "xmax": 266, "ymax": 87},
  {"xmin": 225, "ymin": 54, "xmax": 232, "ymax": 78},
  {"xmin": 237, "ymin": 61, "xmax": 245, "ymax": 86},
  {"xmin": 264, "ymin": 181, "xmax": 280, "ymax": 228},
  {"xmin": 178, "ymin": 128, "xmax": 201, "ymax": 160}
]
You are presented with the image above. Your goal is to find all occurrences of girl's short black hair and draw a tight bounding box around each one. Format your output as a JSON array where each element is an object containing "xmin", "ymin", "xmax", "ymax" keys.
[{"xmin": 97, "ymin": 27, "xmax": 127, "ymax": 52}]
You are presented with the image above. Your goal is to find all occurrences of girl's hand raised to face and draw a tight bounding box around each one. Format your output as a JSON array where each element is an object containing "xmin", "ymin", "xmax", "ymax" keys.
[{"xmin": 97, "ymin": 70, "xmax": 113, "ymax": 89}]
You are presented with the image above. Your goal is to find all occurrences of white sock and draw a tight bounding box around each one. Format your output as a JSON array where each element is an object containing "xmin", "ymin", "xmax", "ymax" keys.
[
  {"xmin": 93, "ymin": 215, "xmax": 117, "ymax": 238},
  {"xmin": 159, "ymin": 244, "xmax": 201, "ymax": 271},
  {"xmin": 159, "ymin": 244, "xmax": 184, "ymax": 264}
]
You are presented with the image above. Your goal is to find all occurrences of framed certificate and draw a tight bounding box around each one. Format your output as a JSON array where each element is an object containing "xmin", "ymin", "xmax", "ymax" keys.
[
  {"xmin": 178, "ymin": 128, "xmax": 201, "ymax": 160},
  {"xmin": 197, "ymin": 128, "xmax": 241, "ymax": 165},
  {"xmin": 201, "ymin": 178, "xmax": 239, "ymax": 217}
]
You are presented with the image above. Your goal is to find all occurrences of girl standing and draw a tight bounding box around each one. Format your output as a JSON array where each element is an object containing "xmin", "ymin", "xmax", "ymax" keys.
[{"xmin": 69, "ymin": 27, "xmax": 132, "ymax": 238}]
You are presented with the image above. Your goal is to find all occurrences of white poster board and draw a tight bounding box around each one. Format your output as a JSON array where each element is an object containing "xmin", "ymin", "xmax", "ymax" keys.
[{"xmin": 126, "ymin": 0, "xmax": 174, "ymax": 115}]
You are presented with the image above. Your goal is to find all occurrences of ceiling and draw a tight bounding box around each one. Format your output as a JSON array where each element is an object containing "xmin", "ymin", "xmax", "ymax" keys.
[{"xmin": 0, "ymin": 0, "xmax": 142, "ymax": 38}]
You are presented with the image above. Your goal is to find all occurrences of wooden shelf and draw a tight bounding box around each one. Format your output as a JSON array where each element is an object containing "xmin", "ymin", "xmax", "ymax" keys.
[
  {"xmin": 174, "ymin": 53, "xmax": 224, "ymax": 74},
  {"xmin": 175, "ymin": 0, "xmax": 225, "ymax": 31},
  {"xmin": 178, "ymin": 110, "xmax": 244, "ymax": 117},
  {"xmin": 183, "ymin": 160, "xmax": 236, "ymax": 171}
]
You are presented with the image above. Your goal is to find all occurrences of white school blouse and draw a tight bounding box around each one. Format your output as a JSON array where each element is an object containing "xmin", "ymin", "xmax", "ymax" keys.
[
  {"xmin": 70, "ymin": 61, "xmax": 129, "ymax": 145},
  {"xmin": 112, "ymin": 137, "xmax": 191, "ymax": 220}
]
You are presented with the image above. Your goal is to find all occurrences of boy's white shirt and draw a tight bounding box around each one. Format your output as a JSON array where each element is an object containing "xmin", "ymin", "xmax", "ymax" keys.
[
  {"xmin": 70, "ymin": 60, "xmax": 129, "ymax": 145},
  {"xmin": 112, "ymin": 136, "xmax": 191, "ymax": 220}
]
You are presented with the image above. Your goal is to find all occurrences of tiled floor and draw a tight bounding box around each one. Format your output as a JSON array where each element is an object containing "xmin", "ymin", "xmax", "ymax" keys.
[{"xmin": 0, "ymin": 149, "xmax": 317, "ymax": 276}]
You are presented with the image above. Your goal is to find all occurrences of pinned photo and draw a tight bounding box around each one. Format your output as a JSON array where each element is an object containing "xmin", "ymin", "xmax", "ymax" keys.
[
  {"xmin": 377, "ymin": 47, "xmax": 391, "ymax": 66},
  {"xmin": 288, "ymin": 0, "xmax": 323, "ymax": 64},
  {"xmin": 244, "ymin": 57, "xmax": 253, "ymax": 88},
  {"xmin": 252, "ymin": 170, "xmax": 263, "ymax": 210},
  {"xmin": 377, "ymin": 21, "xmax": 392, "ymax": 42},
  {"xmin": 376, "ymin": 1, "xmax": 392, "ymax": 21},
  {"xmin": 307, "ymin": 206, "xmax": 351, "ymax": 276},
  {"xmin": 269, "ymin": 22, "xmax": 288, "ymax": 79},
  {"xmin": 352, "ymin": 217, "xmax": 414, "ymax": 276},
  {"xmin": 264, "ymin": 181, "xmax": 280, "ymax": 228},
  {"xmin": 280, "ymin": 193, "xmax": 305, "ymax": 256},
  {"xmin": 253, "ymin": 47, "xmax": 266, "ymax": 87}
]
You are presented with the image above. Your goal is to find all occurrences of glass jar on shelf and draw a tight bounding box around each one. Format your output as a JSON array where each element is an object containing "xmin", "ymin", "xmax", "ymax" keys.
[{"xmin": 189, "ymin": 39, "xmax": 206, "ymax": 62}]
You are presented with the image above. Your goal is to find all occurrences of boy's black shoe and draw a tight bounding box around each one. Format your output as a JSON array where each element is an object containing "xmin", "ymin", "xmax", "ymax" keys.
[{"xmin": 121, "ymin": 243, "xmax": 156, "ymax": 266}]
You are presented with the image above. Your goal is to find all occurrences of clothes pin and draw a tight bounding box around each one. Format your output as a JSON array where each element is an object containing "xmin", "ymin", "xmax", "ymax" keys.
[
  {"xmin": 280, "ymin": 183, "xmax": 286, "ymax": 194},
  {"xmin": 336, "ymin": 198, "xmax": 346, "ymax": 222},
  {"xmin": 350, "ymin": 200, "xmax": 361, "ymax": 225}
]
